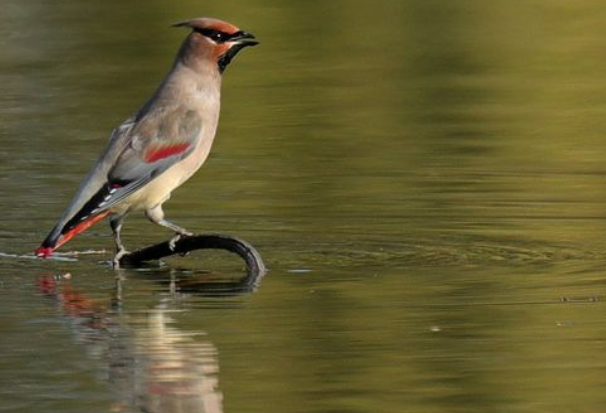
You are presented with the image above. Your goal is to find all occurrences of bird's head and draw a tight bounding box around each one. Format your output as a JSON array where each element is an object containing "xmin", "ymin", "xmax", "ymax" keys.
[{"xmin": 173, "ymin": 17, "xmax": 258, "ymax": 73}]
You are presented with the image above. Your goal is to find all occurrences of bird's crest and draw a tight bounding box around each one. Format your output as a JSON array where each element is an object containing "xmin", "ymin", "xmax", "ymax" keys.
[{"xmin": 172, "ymin": 17, "xmax": 240, "ymax": 36}]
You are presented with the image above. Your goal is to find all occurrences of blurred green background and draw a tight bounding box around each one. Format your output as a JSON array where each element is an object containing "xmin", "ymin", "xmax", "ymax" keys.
[{"xmin": 2, "ymin": 1, "xmax": 606, "ymax": 412}]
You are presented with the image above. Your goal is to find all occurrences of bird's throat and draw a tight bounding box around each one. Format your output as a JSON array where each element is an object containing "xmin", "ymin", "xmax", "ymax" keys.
[{"xmin": 218, "ymin": 44, "xmax": 248, "ymax": 73}]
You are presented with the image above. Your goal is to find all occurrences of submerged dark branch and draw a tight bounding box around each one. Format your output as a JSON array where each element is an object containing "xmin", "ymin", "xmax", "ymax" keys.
[{"xmin": 118, "ymin": 233, "xmax": 267, "ymax": 284}]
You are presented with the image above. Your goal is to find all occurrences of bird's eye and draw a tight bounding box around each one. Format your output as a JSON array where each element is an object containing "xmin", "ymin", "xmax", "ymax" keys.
[{"xmin": 196, "ymin": 28, "xmax": 228, "ymax": 43}]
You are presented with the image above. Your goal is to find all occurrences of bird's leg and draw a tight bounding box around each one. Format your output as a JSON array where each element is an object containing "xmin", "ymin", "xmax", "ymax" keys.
[
  {"xmin": 110, "ymin": 214, "xmax": 129, "ymax": 268},
  {"xmin": 146, "ymin": 206, "xmax": 193, "ymax": 251}
]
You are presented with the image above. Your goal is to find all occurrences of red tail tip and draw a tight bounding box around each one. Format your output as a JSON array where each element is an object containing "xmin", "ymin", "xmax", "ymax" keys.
[{"xmin": 35, "ymin": 247, "xmax": 54, "ymax": 259}]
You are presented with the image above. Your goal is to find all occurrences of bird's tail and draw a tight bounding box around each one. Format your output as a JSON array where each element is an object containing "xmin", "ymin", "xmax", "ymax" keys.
[{"xmin": 35, "ymin": 211, "xmax": 110, "ymax": 258}]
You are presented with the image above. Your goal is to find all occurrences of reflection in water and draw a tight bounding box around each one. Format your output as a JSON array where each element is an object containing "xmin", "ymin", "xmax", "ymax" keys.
[
  {"xmin": 39, "ymin": 274, "xmax": 223, "ymax": 413},
  {"xmin": 111, "ymin": 309, "xmax": 222, "ymax": 413}
]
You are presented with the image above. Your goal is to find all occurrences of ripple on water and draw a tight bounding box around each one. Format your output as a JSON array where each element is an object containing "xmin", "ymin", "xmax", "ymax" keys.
[{"xmin": 271, "ymin": 234, "xmax": 606, "ymax": 271}]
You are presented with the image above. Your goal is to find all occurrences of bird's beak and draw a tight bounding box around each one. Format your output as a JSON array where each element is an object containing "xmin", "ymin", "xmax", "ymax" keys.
[{"xmin": 230, "ymin": 31, "xmax": 259, "ymax": 47}]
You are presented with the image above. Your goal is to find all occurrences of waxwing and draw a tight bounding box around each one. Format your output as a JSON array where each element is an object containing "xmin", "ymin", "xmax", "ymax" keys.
[{"xmin": 35, "ymin": 17, "xmax": 258, "ymax": 266}]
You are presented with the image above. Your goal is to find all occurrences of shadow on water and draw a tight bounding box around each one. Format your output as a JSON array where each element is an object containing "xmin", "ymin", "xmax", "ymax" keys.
[{"xmin": 36, "ymin": 265, "xmax": 265, "ymax": 413}]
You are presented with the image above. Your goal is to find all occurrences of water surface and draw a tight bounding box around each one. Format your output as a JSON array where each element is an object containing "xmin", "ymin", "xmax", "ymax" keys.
[{"xmin": 2, "ymin": 1, "xmax": 606, "ymax": 412}]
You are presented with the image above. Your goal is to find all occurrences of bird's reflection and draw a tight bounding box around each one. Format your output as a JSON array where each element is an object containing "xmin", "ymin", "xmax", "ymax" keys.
[
  {"xmin": 108, "ymin": 307, "xmax": 222, "ymax": 413},
  {"xmin": 38, "ymin": 268, "xmax": 262, "ymax": 413}
]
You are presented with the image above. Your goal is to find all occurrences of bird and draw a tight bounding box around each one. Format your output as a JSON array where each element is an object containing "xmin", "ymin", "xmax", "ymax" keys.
[{"xmin": 35, "ymin": 17, "xmax": 258, "ymax": 267}]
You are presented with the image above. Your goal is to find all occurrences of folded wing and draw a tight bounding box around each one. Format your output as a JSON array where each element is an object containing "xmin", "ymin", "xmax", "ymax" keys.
[{"xmin": 38, "ymin": 105, "xmax": 202, "ymax": 252}]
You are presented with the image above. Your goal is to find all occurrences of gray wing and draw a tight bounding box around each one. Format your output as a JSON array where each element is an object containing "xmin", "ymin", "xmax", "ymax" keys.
[
  {"xmin": 47, "ymin": 106, "xmax": 202, "ymax": 241},
  {"xmin": 100, "ymin": 106, "xmax": 202, "ymax": 209}
]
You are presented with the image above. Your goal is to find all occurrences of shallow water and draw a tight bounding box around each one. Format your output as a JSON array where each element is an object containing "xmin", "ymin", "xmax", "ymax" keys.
[{"xmin": 3, "ymin": 1, "xmax": 606, "ymax": 412}]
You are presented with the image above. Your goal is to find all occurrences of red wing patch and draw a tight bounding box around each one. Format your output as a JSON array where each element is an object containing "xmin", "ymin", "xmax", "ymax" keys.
[{"xmin": 145, "ymin": 143, "xmax": 191, "ymax": 163}]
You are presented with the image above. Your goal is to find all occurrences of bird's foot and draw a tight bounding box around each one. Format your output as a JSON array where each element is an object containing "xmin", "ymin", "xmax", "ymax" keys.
[
  {"xmin": 169, "ymin": 231, "xmax": 193, "ymax": 251},
  {"xmin": 112, "ymin": 248, "xmax": 130, "ymax": 269}
]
